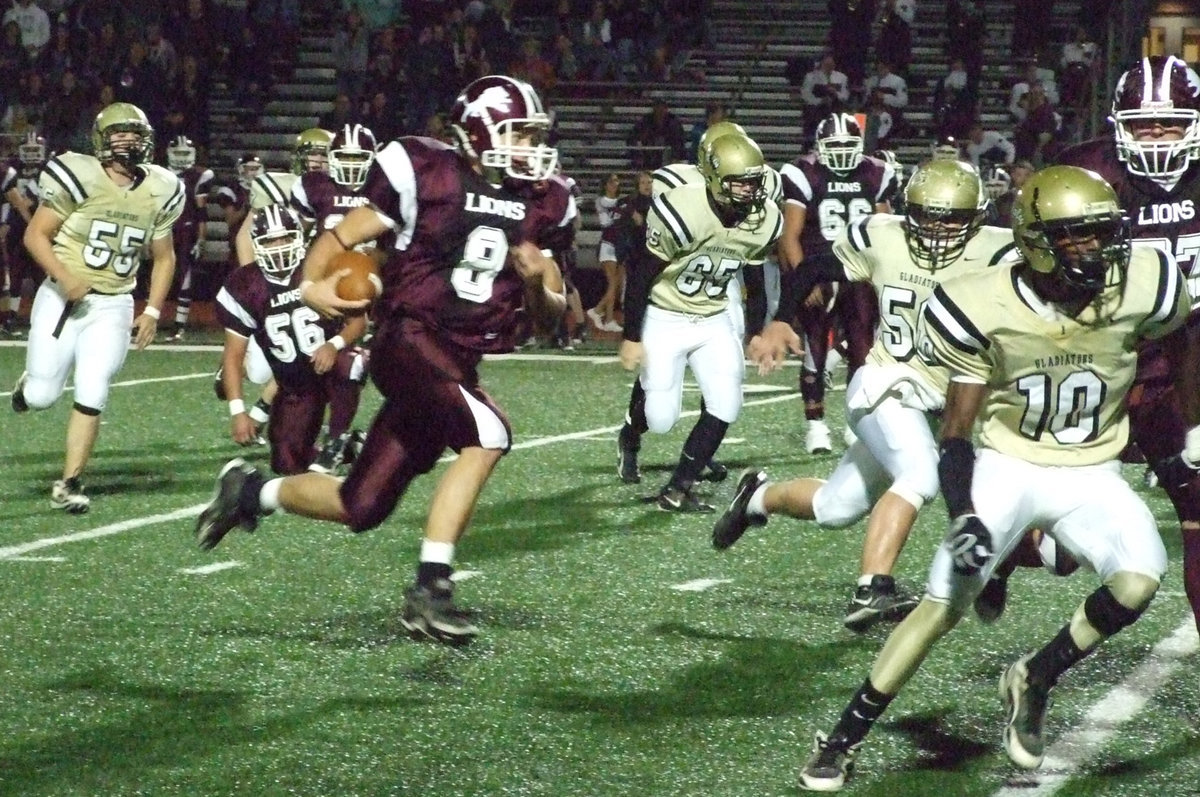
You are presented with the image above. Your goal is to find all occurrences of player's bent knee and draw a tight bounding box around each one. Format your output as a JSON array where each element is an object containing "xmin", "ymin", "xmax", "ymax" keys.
[
  {"xmin": 812, "ymin": 485, "xmax": 866, "ymax": 529},
  {"xmin": 644, "ymin": 400, "xmax": 680, "ymax": 434},
  {"xmin": 889, "ymin": 479, "xmax": 934, "ymax": 513},
  {"xmin": 1085, "ymin": 575, "xmax": 1157, "ymax": 636}
]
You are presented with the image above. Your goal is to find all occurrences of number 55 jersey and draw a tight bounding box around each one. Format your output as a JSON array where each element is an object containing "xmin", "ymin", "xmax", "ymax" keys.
[{"xmin": 921, "ymin": 244, "xmax": 1188, "ymax": 466}]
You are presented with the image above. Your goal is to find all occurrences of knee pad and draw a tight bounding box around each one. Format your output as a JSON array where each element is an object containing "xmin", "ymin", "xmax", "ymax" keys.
[
  {"xmin": 644, "ymin": 393, "xmax": 680, "ymax": 434},
  {"xmin": 22, "ymin": 376, "xmax": 61, "ymax": 410},
  {"xmin": 891, "ymin": 462, "xmax": 939, "ymax": 513},
  {"xmin": 1084, "ymin": 578, "xmax": 1154, "ymax": 637},
  {"xmin": 811, "ymin": 481, "xmax": 863, "ymax": 529}
]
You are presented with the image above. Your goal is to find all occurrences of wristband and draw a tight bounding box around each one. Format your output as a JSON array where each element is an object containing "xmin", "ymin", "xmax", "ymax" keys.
[
  {"xmin": 329, "ymin": 334, "xmax": 346, "ymax": 351},
  {"xmin": 142, "ymin": 305, "xmax": 161, "ymax": 320},
  {"xmin": 938, "ymin": 437, "xmax": 976, "ymax": 518},
  {"xmin": 228, "ymin": 399, "xmax": 246, "ymax": 416}
]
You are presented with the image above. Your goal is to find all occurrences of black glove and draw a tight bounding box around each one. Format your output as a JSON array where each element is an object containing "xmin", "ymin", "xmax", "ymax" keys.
[{"xmin": 946, "ymin": 514, "xmax": 992, "ymax": 576}]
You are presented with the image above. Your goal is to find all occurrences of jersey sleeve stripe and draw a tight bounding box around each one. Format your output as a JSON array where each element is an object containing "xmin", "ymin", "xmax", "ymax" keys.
[
  {"xmin": 258, "ymin": 174, "xmax": 286, "ymax": 204},
  {"xmin": 162, "ymin": 178, "xmax": 186, "ymax": 215},
  {"xmin": 44, "ymin": 158, "xmax": 86, "ymax": 203},
  {"xmin": 766, "ymin": 167, "xmax": 783, "ymax": 203},
  {"xmin": 986, "ymin": 242, "xmax": 1019, "ymax": 266},
  {"xmin": 652, "ymin": 166, "xmax": 688, "ymax": 190},
  {"xmin": 215, "ymin": 287, "xmax": 258, "ymax": 332},
  {"xmin": 651, "ymin": 193, "xmax": 691, "ymax": 248},
  {"xmin": 1151, "ymin": 247, "xmax": 1185, "ymax": 324},
  {"xmin": 767, "ymin": 209, "xmax": 783, "ymax": 246},
  {"xmin": 925, "ymin": 286, "xmax": 989, "ymax": 353},
  {"xmin": 375, "ymin": 140, "xmax": 416, "ymax": 246},
  {"xmin": 846, "ymin": 216, "xmax": 871, "ymax": 252}
]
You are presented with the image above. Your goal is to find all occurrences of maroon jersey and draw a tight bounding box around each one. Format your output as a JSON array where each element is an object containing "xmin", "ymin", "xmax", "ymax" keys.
[
  {"xmin": 176, "ymin": 165, "xmax": 213, "ymax": 228},
  {"xmin": 517, "ymin": 172, "xmax": 578, "ymax": 256},
  {"xmin": 215, "ymin": 266, "xmax": 342, "ymax": 391},
  {"xmin": 360, "ymin": 136, "xmax": 531, "ymax": 354},
  {"xmin": 779, "ymin": 153, "xmax": 897, "ymax": 257},
  {"xmin": 291, "ymin": 170, "xmax": 371, "ymax": 235},
  {"xmin": 0, "ymin": 158, "xmax": 40, "ymax": 230}
]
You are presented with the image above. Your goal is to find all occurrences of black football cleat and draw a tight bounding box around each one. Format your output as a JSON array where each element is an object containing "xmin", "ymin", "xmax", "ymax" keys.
[
  {"xmin": 699, "ymin": 459, "xmax": 729, "ymax": 483},
  {"xmin": 656, "ymin": 484, "xmax": 714, "ymax": 513},
  {"xmin": 712, "ymin": 469, "xmax": 768, "ymax": 550},
  {"xmin": 842, "ymin": 575, "xmax": 920, "ymax": 633},
  {"xmin": 196, "ymin": 458, "xmax": 263, "ymax": 551},
  {"xmin": 617, "ymin": 425, "xmax": 641, "ymax": 484},
  {"xmin": 11, "ymin": 371, "xmax": 29, "ymax": 413},
  {"xmin": 399, "ymin": 578, "xmax": 479, "ymax": 644}
]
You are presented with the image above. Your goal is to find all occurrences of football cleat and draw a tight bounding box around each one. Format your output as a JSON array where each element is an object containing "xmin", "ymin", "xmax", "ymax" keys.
[
  {"xmin": 843, "ymin": 575, "xmax": 920, "ymax": 633},
  {"xmin": 805, "ymin": 419, "xmax": 833, "ymax": 454},
  {"xmin": 50, "ymin": 477, "xmax": 90, "ymax": 514},
  {"xmin": 656, "ymin": 484, "xmax": 714, "ymax": 513},
  {"xmin": 712, "ymin": 469, "xmax": 768, "ymax": 550},
  {"xmin": 12, "ymin": 371, "xmax": 29, "ymax": 413},
  {"xmin": 974, "ymin": 574, "xmax": 1009, "ymax": 624},
  {"xmin": 999, "ymin": 653, "xmax": 1051, "ymax": 769},
  {"xmin": 799, "ymin": 731, "xmax": 861, "ymax": 792},
  {"xmin": 212, "ymin": 366, "xmax": 226, "ymax": 401},
  {"xmin": 698, "ymin": 459, "xmax": 729, "ymax": 483},
  {"xmin": 617, "ymin": 425, "xmax": 641, "ymax": 484},
  {"xmin": 196, "ymin": 458, "xmax": 263, "ymax": 551},
  {"xmin": 343, "ymin": 429, "xmax": 366, "ymax": 466},
  {"xmin": 400, "ymin": 578, "xmax": 479, "ymax": 644},
  {"xmin": 309, "ymin": 431, "xmax": 350, "ymax": 474}
]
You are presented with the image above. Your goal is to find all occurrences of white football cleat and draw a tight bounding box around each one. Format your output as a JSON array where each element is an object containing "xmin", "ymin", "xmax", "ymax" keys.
[{"xmin": 806, "ymin": 419, "xmax": 833, "ymax": 454}]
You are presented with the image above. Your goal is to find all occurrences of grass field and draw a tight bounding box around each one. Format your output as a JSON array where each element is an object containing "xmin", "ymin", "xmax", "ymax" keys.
[{"xmin": 0, "ymin": 338, "xmax": 1197, "ymax": 797}]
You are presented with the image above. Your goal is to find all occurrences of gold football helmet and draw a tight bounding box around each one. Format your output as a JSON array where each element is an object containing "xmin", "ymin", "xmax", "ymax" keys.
[
  {"xmin": 92, "ymin": 102, "xmax": 153, "ymax": 169},
  {"xmin": 697, "ymin": 120, "xmax": 747, "ymax": 174},
  {"xmin": 703, "ymin": 133, "xmax": 766, "ymax": 211},
  {"xmin": 292, "ymin": 127, "xmax": 333, "ymax": 175},
  {"xmin": 1012, "ymin": 165, "xmax": 1130, "ymax": 291},
  {"xmin": 903, "ymin": 159, "xmax": 988, "ymax": 270}
]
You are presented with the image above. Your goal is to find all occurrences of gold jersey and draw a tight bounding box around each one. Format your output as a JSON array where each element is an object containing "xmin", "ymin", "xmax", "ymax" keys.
[
  {"xmin": 834, "ymin": 215, "xmax": 1020, "ymax": 399},
  {"xmin": 39, "ymin": 153, "xmax": 185, "ymax": 295},
  {"xmin": 645, "ymin": 182, "xmax": 783, "ymax": 316},
  {"xmin": 921, "ymin": 243, "xmax": 1188, "ymax": 466},
  {"xmin": 250, "ymin": 171, "xmax": 297, "ymax": 209},
  {"xmin": 651, "ymin": 162, "xmax": 784, "ymax": 205}
]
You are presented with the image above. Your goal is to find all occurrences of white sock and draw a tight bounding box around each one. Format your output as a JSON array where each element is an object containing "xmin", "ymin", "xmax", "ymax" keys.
[
  {"xmin": 259, "ymin": 478, "xmax": 283, "ymax": 512},
  {"xmin": 857, "ymin": 574, "xmax": 877, "ymax": 588},
  {"xmin": 420, "ymin": 539, "xmax": 455, "ymax": 566},
  {"xmin": 747, "ymin": 482, "xmax": 769, "ymax": 518}
]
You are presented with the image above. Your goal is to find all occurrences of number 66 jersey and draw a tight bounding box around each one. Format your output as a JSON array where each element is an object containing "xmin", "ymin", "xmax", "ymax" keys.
[
  {"xmin": 39, "ymin": 151, "xmax": 184, "ymax": 294},
  {"xmin": 921, "ymin": 244, "xmax": 1189, "ymax": 466}
]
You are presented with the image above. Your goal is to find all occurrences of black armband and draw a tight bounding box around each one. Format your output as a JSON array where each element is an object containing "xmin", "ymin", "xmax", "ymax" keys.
[{"xmin": 938, "ymin": 437, "xmax": 976, "ymax": 518}]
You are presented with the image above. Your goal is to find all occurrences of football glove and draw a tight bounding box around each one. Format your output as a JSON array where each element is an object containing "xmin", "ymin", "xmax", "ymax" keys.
[
  {"xmin": 1158, "ymin": 425, "xmax": 1200, "ymax": 489},
  {"xmin": 946, "ymin": 514, "xmax": 992, "ymax": 576}
]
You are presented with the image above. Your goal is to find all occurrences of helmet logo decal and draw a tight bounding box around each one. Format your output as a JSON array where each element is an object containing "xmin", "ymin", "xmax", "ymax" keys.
[{"xmin": 463, "ymin": 86, "xmax": 513, "ymax": 121}]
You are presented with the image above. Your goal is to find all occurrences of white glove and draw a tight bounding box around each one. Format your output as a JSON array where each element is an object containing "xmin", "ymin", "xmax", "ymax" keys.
[{"xmin": 1184, "ymin": 425, "xmax": 1200, "ymax": 467}]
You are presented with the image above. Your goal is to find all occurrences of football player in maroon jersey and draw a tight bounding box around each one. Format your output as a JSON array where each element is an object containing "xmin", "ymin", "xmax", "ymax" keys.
[
  {"xmin": 0, "ymin": 130, "xmax": 45, "ymax": 335},
  {"xmin": 196, "ymin": 75, "xmax": 565, "ymax": 645},
  {"xmin": 159, "ymin": 136, "xmax": 213, "ymax": 341}
]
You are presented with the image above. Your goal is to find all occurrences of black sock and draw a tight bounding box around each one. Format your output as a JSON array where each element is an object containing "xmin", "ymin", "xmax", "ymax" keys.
[
  {"xmin": 670, "ymin": 410, "xmax": 729, "ymax": 489},
  {"xmin": 626, "ymin": 378, "xmax": 648, "ymax": 436},
  {"xmin": 1026, "ymin": 625, "xmax": 1088, "ymax": 688},
  {"xmin": 417, "ymin": 561, "xmax": 453, "ymax": 589},
  {"xmin": 830, "ymin": 678, "xmax": 894, "ymax": 746},
  {"xmin": 238, "ymin": 468, "xmax": 265, "ymax": 517}
]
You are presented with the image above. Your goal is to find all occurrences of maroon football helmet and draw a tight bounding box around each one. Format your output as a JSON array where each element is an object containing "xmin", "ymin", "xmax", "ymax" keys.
[
  {"xmin": 449, "ymin": 74, "xmax": 558, "ymax": 181},
  {"xmin": 815, "ymin": 113, "xmax": 864, "ymax": 174},
  {"xmin": 250, "ymin": 204, "xmax": 305, "ymax": 283},
  {"xmin": 1111, "ymin": 55, "xmax": 1200, "ymax": 181},
  {"xmin": 329, "ymin": 123, "xmax": 377, "ymax": 190}
]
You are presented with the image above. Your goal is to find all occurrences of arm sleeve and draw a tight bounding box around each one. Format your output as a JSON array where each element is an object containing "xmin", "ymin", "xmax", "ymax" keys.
[
  {"xmin": 621, "ymin": 244, "xmax": 669, "ymax": 343},
  {"xmin": 743, "ymin": 263, "xmax": 767, "ymax": 338}
]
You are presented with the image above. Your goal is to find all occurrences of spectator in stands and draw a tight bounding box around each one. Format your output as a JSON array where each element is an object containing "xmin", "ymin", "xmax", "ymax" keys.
[
  {"xmin": 160, "ymin": 53, "xmax": 210, "ymax": 151},
  {"xmin": 510, "ymin": 35, "xmax": 556, "ymax": 95},
  {"xmin": 686, "ymin": 102, "xmax": 726, "ymax": 164},
  {"xmin": 664, "ymin": 0, "xmax": 706, "ymax": 83},
  {"xmin": 962, "ymin": 119, "xmax": 1015, "ymax": 170},
  {"xmin": 578, "ymin": 0, "xmax": 616, "ymax": 81},
  {"xmin": 405, "ymin": 22, "xmax": 457, "ymax": 138},
  {"xmin": 476, "ymin": 0, "xmax": 516, "ymax": 71},
  {"xmin": 1008, "ymin": 60, "xmax": 1059, "ymax": 124},
  {"xmin": 627, "ymin": 99, "xmax": 685, "ymax": 169},
  {"xmin": 1012, "ymin": 0, "xmax": 1054, "ymax": 60},
  {"xmin": 39, "ymin": 23, "xmax": 74, "ymax": 83},
  {"xmin": 333, "ymin": 6, "xmax": 370, "ymax": 102},
  {"xmin": 608, "ymin": 0, "xmax": 640, "ymax": 82},
  {"xmin": 827, "ymin": 0, "xmax": 876, "ymax": 89},
  {"xmin": 360, "ymin": 89, "xmax": 400, "ymax": 143},
  {"xmin": 0, "ymin": 21, "xmax": 29, "ymax": 90},
  {"xmin": 453, "ymin": 22, "xmax": 490, "ymax": 84},
  {"xmin": 550, "ymin": 31, "xmax": 578, "ymax": 83},
  {"xmin": 863, "ymin": 59, "xmax": 907, "ymax": 133},
  {"xmin": 318, "ymin": 92, "xmax": 354, "ymax": 132},
  {"xmin": 945, "ymin": 0, "xmax": 985, "ymax": 101},
  {"xmin": 3, "ymin": 0, "xmax": 48, "ymax": 62},
  {"xmin": 862, "ymin": 89, "xmax": 895, "ymax": 151},
  {"xmin": 81, "ymin": 20, "xmax": 119, "ymax": 87},
  {"xmin": 590, "ymin": 172, "xmax": 624, "ymax": 332},
  {"xmin": 41, "ymin": 67, "xmax": 88, "ymax": 151},
  {"xmin": 171, "ymin": 0, "xmax": 217, "ymax": 66},
  {"xmin": 145, "ymin": 22, "xmax": 179, "ymax": 85},
  {"xmin": 875, "ymin": 0, "xmax": 914, "ymax": 79},
  {"xmin": 800, "ymin": 53, "xmax": 850, "ymax": 139},
  {"xmin": 7, "ymin": 68, "xmax": 48, "ymax": 134},
  {"xmin": 227, "ymin": 23, "xmax": 267, "ymax": 124},
  {"xmin": 1059, "ymin": 25, "xmax": 1097, "ymax": 111},
  {"xmin": 1012, "ymin": 81, "xmax": 1058, "ymax": 166},
  {"xmin": 932, "ymin": 56, "xmax": 974, "ymax": 140}
]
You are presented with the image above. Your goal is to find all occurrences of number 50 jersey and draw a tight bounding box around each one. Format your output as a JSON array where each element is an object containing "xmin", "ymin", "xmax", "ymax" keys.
[
  {"xmin": 644, "ymin": 183, "xmax": 782, "ymax": 316},
  {"xmin": 921, "ymin": 244, "xmax": 1188, "ymax": 466},
  {"xmin": 39, "ymin": 152, "xmax": 185, "ymax": 295}
]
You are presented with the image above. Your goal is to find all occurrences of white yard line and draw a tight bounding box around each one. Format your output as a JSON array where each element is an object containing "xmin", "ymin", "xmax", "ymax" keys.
[
  {"xmin": 989, "ymin": 617, "xmax": 1200, "ymax": 797},
  {"xmin": 0, "ymin": 504, "xmax": 208, "ymax": 559},
  {"xmin": 179, "ymin": 561, "xmax": 243, "ymax": 575},
  {"xmin": 670, "ymin": 578, "xmax": 733, "ymax": 592},
  {"xmin": 0, "ymin": 371, "xmax": 212, "ymax": 398}
]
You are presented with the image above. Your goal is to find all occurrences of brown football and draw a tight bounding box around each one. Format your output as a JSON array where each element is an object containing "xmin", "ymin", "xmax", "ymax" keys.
[{"xmin": 331, "ymin": 250, "xmax": 382, "ymax": 302}]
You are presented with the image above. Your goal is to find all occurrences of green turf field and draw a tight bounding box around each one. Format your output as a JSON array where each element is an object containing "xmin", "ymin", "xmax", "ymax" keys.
[{"xmin": 0, "ymin": 341, "xmax": 1196, "ymax": 797}]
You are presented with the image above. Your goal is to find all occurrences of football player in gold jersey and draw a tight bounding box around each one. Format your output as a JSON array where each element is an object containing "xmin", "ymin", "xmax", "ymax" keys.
[
  {"xmin": 798, "ymin": 166, "xmax": 1188, "ymax": 791},
  {"xmin": 617, "ymin": 133, "xmax": 784, "ymax": 511},
  {"xmin": 11, "ymin": 102, "xmax": 185, "ymax": 513},
  {"xmin": 714, "ymin": 159, "xmax": 1020, "ymax": 632}
]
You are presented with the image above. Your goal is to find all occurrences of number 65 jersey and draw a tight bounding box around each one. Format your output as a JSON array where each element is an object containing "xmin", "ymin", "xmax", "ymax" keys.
[
  {"xmin": 644, "ymin": 183, "xmax": 782, "ymax": 315},
  {"xmin": 39, "ymin": 151, "xmax": 185, "ymax": 295},
  {"xmin": 921, "ymin": 244, "xmax": 1188, "ymax": 466}
]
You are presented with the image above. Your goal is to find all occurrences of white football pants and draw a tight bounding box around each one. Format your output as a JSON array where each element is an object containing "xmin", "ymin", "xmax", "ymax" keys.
[{"xmin": 640, "ymin": 304, "xmax": 744, "ymax": 431}]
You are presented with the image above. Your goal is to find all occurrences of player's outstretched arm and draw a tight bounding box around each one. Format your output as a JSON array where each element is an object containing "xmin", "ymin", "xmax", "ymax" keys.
[{"xmin": 511, "ymin": 241, "xmax": 566, "ymax": 327}]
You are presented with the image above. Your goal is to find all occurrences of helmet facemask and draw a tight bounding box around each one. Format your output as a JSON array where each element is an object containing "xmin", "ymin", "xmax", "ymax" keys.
[
  {"xmin": 166, "ymin": 138, "xmax": 195, "ymax": 172},
  {"xmin": 479, "ymin": 118, "xmax": 558, "ymax": 181},
  {"xmin": 1022, "ymin": 215, "xmax": 1131, "ymax": 292},
  {"xmin": 817, "ymin": 133, "xmax": 864, "ymax": 173},
  {"xmin": 1113, "ymin": 108, "xmax": 1200, "ymax": 182},
  {"xmin": 904, "ymin": 203, "xmax": 982, "ymax": 271},
  {"xmin": 100, "ymin": 124, "xmax": 153, "ymax": 172},
  {"xmin": 251, "ymin": 216, "xmax": 305, "ymax": 283}
]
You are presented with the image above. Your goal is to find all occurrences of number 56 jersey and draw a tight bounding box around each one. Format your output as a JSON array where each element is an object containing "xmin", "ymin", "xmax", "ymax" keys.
[
  {"xmin": 645, "ymin": 183, "xmax": 782, "ymax": 316},
  {"xmin": 833, "ymin": 214, "xmax": 1019, "ymax": 406},
  {"xmin": 39, "ymin": 152, "xmax": 185, "ymax": 295},
  {"xmin": 921, "ymin": 244, "xmax": 1188, "ymax": 466}
]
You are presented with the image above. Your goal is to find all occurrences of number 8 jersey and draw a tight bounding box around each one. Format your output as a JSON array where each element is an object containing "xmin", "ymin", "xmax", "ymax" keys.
[
  {"xmin": 644, "ymin": 183, "xmax": 782, "ymax": 316},
  {"xmin": 920, "ymin": 244, "xmax": 1188, "ymax": 466},
  {"xmin": 39, "ymin": 151, "xmax": 185, "ymax": 295}
]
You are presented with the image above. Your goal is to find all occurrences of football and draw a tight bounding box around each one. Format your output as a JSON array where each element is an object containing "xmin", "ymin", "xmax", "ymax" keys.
[{"xmin": 331, "ymin": 250, "xmax": 382, "ymax": 303}]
